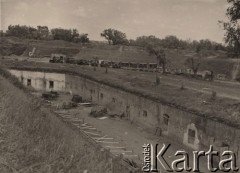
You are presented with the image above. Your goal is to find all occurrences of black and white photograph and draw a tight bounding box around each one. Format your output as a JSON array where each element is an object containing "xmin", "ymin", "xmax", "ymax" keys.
[{"xmin": 0, "ymin": 0, "xmax": 240, "ymax": 172}]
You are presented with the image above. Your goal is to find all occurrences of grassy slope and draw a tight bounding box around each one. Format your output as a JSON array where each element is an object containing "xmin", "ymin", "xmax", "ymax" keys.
[
  {"xmin": 0, "ymin": 37, "xmax": 28, "ymax": 56},
  {"xmin": 0, "ymin": 37, "xmax": 80, "ymax": 57},
  {"xmin": 0, "ymin": 67, "xmax": 134, "ymax": 173},
  {"xmin": 3, "ymin": 60, "xmax": 240, "ymax": 129},
  {"xmin": 1, "ymin": 36, "xmax": 239, "ymax": 79}
]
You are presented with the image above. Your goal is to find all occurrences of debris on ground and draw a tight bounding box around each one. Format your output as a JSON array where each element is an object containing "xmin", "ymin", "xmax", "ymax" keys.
[
  {"xmin": 99, "ymin": 116, "xmax": 108, "ymax": 120},
  {"xmin": 108, "ymin": 113, "xmax": 125, "ymax": 119},
  {"xmin": 89, "ymin": 106, "xmax": 107, "ymax": 118},
  {"xmin": 42, "ymin": 91, "xmax": 59, "ymax": 100},
  {"xmin": 108, "ymin": 114, "xmax": 118, "ymax": 118},
  {"xmin": 78, "ymin": 102, "xmax": 92, "ymax": 107},
  {"xmin": 62, "ymin": 101, "xmax": 78, "ymax": 109},
  {"xmin": 71, "ymin": 94, "xmax": 83, "ymax": 103}
]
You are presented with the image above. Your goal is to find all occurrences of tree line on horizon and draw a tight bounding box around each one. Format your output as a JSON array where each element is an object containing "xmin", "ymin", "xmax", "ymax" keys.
[
  {"xmin": 1, "ymin": 25, "xmax": 226, "ymax": 52},
  {"xmin": 100, "ymin": 28, "xmax": 226, "ymax": 52},
  {"xmin": 0, "ymin": 25, "xmax": 90, "ymax": 44}
]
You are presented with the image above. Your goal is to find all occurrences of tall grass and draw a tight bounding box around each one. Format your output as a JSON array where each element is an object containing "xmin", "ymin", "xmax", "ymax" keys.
[{"xmin": 0, "ymin": 67, "xmax": 136, "ymax": 173}]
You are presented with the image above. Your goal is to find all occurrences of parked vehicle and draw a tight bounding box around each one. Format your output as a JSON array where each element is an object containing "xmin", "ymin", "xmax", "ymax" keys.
[
  {"xmin": 49, "ymin": 54, "xmax": 67, "ymax": 63},
  {"xmin": 42, "ymin": 91, "xmax": 59, "ymax": 100}
]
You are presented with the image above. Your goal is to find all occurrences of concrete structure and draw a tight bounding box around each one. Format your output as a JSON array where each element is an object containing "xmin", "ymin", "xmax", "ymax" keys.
[
  {"xmin": 9, "ymin": 70, "xmax": 66, "ymax": 91},
  {"xmin": 65, "ymin": 74, "xmax": 240, "ymax": 158},
  {"xmin": 10, "ymin": 69, "xmax": 240, "ymax": 163}
]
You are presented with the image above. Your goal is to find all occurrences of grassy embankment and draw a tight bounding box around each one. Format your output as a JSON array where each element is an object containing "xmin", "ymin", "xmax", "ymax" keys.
[
  {"xmin": 0, "ymin": 66, "xmax": 136, "ymax": 173},
  {"xmin": 48, "ymin": 43, "xmax": 240, "ymax": 79},
  {"xmin": 0, "ymin": 37, "xmax": 80, "ymax": 58},
  {"xmin": 1, "ymin": 36, "xmax": 239, "ymax": 80}
]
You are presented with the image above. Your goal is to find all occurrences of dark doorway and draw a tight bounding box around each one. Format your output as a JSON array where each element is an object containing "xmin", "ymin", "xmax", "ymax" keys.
[
  {"xmin": 143, "ymin": 110, "xmax": 148, "ymax": 117},
  {"xmin": 49, "ymin": 81, "xmax": 54, "ymax": 89},
  {"xmin": 27, "ymin": 79, "xmax": 31, "ymax": 86}
]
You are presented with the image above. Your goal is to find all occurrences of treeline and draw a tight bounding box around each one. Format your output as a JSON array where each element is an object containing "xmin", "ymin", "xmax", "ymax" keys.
[
  {"xmin": 129, "ymin": 35, "xmax": 226, "ymax": 52},
  {"xmin": 1, "ymin": 25, "xmax": 226, "ymax": 52},
  {"xmin": 99, "ymin": 28, "xmax": 226, "ymax": 52},
  {"xmin": 1, "ymin": 25, "xmax": 90, "ymax": 44}
]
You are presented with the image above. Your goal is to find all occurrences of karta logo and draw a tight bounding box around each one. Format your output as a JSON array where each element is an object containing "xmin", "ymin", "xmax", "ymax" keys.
[{"xmin": 142, "ymin": 144, "xmax": 239, "ymax": 172}]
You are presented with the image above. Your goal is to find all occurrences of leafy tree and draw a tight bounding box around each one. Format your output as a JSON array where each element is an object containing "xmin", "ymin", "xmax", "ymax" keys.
[
  {"xmin": 6, "ymin": 25, "xmax": 37, "ymax": 39},
  {"xmin": 51, "ymin": 28, "xmax": 72, "ymax": 41},
  {"xmin": 162, "ymin": 35, "xmax": 180, "ymax": 49},
  {"xmin": 37, "ymin": 26, "xmax": 49, "ymax": 39},
  {"xmin": 77, "ymin": 33, "xmax": 90, "ymax": 44},
  {"xmin": 101, "ymin": 29, "xmax": 113, "ymax": 44},
  {"xmin": 4, "ymin": 25, "xmax": 90, "ymax": 43},
  {"xmin": 71, "ymin": 29, "xmax": 79, "ymax": 41},
  {"xmin": 130, "ymin": 34, "xmax": 225, "ymax": 51},
  {"xmin": 134, "ymin": 35, "xmax": 161, "ymax": 47},
  {"xmin": 100, "ymin": 28, "xmax": 128, "ymax": 45},
  {"xmin": 51, "ymin": 28, "xmax": 90, "ymax": 43},
  {"xmin": 146, "ymin": 44, "xmax": 167, "ymax": 73},
  {"xmin": 221, "ymin": 0, "xmax": 240, "ymax": 58}
]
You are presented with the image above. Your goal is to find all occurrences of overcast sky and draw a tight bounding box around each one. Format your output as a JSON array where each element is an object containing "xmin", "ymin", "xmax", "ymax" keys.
[{"xmin": 1, "ymin": 0, "xmax": 228, "ymax": 43}]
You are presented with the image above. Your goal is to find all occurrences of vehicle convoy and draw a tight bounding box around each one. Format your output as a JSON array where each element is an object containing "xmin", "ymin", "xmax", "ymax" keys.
[
  {"xmin": 49, "ymin": 53, "xmax": 68, "ymax": 63},
  {"xmin": 48, "ymin": 55, "xmax": 217, "ymax": 80}
]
